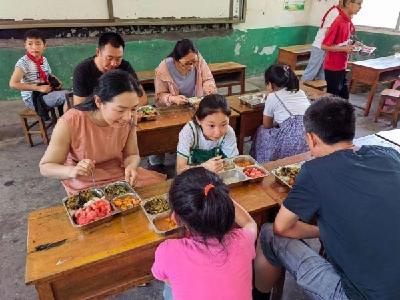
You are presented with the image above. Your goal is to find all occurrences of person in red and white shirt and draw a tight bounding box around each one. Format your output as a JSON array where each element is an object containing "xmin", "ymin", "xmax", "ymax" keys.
[{"xmin": 322, "ymin": 0, "xmax": 363, "ymax": 99}]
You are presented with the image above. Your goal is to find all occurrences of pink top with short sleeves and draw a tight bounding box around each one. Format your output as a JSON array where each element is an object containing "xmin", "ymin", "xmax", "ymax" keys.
[{"xmin": 152, "ymin": 228, "xmax": 256, "ymax": 300}]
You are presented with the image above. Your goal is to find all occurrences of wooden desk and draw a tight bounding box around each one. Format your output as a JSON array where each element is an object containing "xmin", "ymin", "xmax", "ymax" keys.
[
  {"xmin": 137, "ymin": 61, "xmax": 246, "ymax": 96},
  {"xmin": 349, "ymin": 56, "xmax": 400, "ymax": 116},
  {"xmin": 277, "ymin": 44, "xmax": 312, "ymax": 70},
  {"xmin": 136, "ymin": 105, "xmax": 239, "ymax": 156},
  {"xmin": 26, "ymin": 180, "xmax": 278, "ymax": 299},
  {"xmin": 227, "ymin": 95, "xmax": 264, "ymax": 154}
]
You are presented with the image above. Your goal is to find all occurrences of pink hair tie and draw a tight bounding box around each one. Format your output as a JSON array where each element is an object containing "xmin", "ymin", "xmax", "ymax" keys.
[{"xmin": 204, "ymin": 183, "xmax": 215, "ymax": 197}]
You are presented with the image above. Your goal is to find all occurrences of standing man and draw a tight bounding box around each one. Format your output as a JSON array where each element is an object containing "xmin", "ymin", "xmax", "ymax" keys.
[
  {"xmin": 73, "ymin": 32, "xmax": 147, "ymax": 106},
  {"xmin": 254, "ymin": 97, "xmax": 400, "ymax": 300}
]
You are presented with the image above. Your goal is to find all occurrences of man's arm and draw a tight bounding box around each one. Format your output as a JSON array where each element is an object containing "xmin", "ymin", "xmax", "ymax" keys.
[{"xmin": 273, "ymin": 205, "xmax": 320, "ymax": 239}]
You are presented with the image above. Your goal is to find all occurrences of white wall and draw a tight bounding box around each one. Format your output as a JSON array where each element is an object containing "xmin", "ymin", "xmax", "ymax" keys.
[
  {"xmin": 113, "ymin": 0, "xmax": 231, "ymax": 19},
  {"xmin": 0, "ymin": 0, "xmax": 109, "ymax": 20}
]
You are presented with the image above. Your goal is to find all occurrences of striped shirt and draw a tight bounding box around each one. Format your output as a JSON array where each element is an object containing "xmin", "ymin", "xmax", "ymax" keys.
[{"xmin": 15, "ymin": 55, "xmax": 52, "ymax": 107}]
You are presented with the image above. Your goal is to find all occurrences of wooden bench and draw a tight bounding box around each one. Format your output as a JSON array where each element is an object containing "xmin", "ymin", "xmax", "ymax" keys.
[
  {"xmin": 303, "ymin": 80, "xmax": 327, "ymax": 91},
  {"xmin": 19, "ymin": 107, "xmax": 61, "ymax": 146},
  {"xmin": 137, "ymin": 61, "xmax": 246, "ymax": 97},
  {"xmin": 375, "ymin": 88, "xmax": 400, "ymax": 128}
]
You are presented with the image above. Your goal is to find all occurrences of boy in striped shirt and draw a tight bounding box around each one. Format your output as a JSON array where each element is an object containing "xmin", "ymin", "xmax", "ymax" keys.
[{"xmin": 9, "ymin": 29, "xmax": 66, "ymax": 110}]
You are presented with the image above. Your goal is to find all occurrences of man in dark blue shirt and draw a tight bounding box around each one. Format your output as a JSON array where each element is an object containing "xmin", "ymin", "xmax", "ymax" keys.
[{"xmin": 254, "ymin": 97, "xmax": 400, "ymax": 300}]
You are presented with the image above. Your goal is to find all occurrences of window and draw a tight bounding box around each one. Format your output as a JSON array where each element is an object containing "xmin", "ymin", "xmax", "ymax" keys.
[{"xmin": 352, "ymin": 0, "xmax": 400, "ymax": 30}]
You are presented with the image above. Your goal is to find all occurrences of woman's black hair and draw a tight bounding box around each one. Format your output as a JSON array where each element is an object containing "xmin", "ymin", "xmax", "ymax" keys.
[
  {"xmin": 168, "ymin": 39, "xmax": 198, "ymax": 61},
  {"xmin": 75, "ymin": 69, "xmax": 143, "ymax": 111},
  {"xmin": 264, "ymin": 64, "xmax": 299, "ymax": 92},
  {"xmin": 169, "ymin": 167, "xmax": 235, "ymax": 244},
  {"xmin": 194, "ymin": 94, "xmax": 231, "ymax": 123}
]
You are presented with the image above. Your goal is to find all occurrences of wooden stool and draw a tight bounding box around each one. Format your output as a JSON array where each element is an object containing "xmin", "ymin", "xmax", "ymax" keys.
[
  {"xmin": 19, "ymin": 108, "xmax": 58, "ymax": 146},
  {"xmin": 304, "ymin": 80, "xmax": 327, "ymax": 91},
  {"xmin": 375, "ymin": 88, "xmax": 400, "ymax": 128}
]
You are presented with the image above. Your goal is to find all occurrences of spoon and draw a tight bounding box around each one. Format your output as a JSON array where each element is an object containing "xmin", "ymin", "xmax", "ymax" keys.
[{"xmin": 90, "ymin": 169, "xmax": 97, "ymax": 189}]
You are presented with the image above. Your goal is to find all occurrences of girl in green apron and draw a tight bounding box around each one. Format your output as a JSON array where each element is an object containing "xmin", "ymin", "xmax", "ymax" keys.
[{"xmin": 176, "ymin": 94, "xmax": 239, "ymax": 174}]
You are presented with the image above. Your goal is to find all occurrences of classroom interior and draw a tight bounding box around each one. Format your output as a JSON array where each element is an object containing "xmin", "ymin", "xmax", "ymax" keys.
[{"xmin": 0, "ymin": 0, "xmax": 399, "ymax": 299}]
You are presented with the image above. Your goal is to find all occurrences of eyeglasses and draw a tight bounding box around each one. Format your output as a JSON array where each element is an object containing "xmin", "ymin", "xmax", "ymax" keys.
[{"xmin": 178, "ymin": 56, "xmax": 199, "ymax": 67}]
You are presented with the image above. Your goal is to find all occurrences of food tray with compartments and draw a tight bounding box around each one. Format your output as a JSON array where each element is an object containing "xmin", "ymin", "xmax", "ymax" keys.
[
  {"xmin": 137, "ymin": 105, "xmax": 159, "ymax": 122},
  {"xmin": 140, "ymin": 193, "xmax": 183, "ymax": 235},
  {"xmin": 62, "ymin": 181, "xmax": 142, "ymax": 229},
  {"xmin": 219, "ymin": 155, "xmax": 269, "ymax": 187},
  {"xmin": 271, "ymin": 162, "xmax": 304, "ymax": 188},
  {"xmin": 187, "ymin": 97, "xmax": 203, "ymax": 109},
  {"xmin": 238, "ymin": 93, "xmax": 266, "ymax": 109}
]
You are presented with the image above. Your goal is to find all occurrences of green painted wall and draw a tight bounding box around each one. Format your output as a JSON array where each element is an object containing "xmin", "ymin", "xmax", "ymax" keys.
[
  {"xmin": 1, "ymin": 26, "xmax": 312, "ymax": 100},
  {"xmin": 1, "ymin": 26, "xmax": 399, "ymax": 100}
]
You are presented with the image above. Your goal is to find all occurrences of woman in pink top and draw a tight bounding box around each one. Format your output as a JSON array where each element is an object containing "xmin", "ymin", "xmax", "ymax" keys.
[
  {"xmin": 39, "ymin": 70, "xmax": 165, "ymax": 195},
  {"xmin": 154, "ymin": 39, "xmax": 217, "ymax": 107},
  {"xmin": 152, "ymin": 167, "xmax": 257, "ymax": 300}
]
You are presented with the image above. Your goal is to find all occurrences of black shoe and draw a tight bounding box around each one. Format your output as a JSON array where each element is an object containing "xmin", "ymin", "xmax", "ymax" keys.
[{"xmin": 252, "ymin": 288, "xmax": 271, "ymax": 300}]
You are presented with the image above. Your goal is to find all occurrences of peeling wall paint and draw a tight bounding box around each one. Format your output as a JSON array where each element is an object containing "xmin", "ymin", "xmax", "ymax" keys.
[{"xmin": 258, "ymin": 46, "xmax": 276, "ymax": 56}]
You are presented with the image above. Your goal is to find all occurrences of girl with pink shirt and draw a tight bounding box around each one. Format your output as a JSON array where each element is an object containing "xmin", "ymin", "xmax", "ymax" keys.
[{"xmin": 152, "ymin": 167, "xmax": 257, "ymax": 300}]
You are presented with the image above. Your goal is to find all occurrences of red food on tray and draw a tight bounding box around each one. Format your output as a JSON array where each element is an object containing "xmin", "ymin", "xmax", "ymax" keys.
[
  {"xmin": 243, "ymin": 167, "xmax": 265, "ymax": 178},
  {"xmin": 74, "ymin": 198, "xmax": 112, "ymax": 225}
]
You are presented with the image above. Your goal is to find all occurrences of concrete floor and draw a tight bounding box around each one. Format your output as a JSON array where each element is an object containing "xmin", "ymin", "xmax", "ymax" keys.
[{"xmin": 0, "ymin": 77, "xmax": 397, "ymax": 300}]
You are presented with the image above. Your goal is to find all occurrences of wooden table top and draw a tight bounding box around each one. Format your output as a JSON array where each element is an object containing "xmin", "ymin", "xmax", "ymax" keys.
[
  {"xmin": 279, "ymin": 44, "xmax": 312, "ymax": 54},
  {"xmin": 137, "ymin": 62, "xmax": 246, "ymax": 82},
  {"xmin": 136, "ymin": 105, "xmax": 239, "ymax": 132},
  {"xmin": 376, "ymin": 129, "xmax": 400, "ymax": 146},
  {"xmin": 26, "ymin": 176, "xmax": 276, "ymax": 285},
  {"xmin": 351, "ymin": 55, "xmax": 400, "ymax": 70}
]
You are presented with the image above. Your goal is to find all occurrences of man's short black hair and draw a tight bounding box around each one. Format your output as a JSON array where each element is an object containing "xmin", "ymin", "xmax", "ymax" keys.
[
  {"xmin": 303, "ymin": 97, "xmax": 356, "ymax": 145},
  {"xmin": 24, "ymin": 29, "xmax": 46, "ymax": 43},
  {"xmin": 98, "ymin": 32, "xmax": 125, "ymax": 49}
]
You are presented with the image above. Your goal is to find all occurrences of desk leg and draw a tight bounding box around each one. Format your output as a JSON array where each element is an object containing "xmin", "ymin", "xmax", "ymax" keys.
[
  {"xmin": 240, "ymin": 70, "xmax": 245, "ymax": 95},
  {"xmin": 36, "ymin": 282, "xmax": 55, "ymax": 300},
  {"xmin": 364, "ymin": 83, "xmax": 377, "ymax": 116}
]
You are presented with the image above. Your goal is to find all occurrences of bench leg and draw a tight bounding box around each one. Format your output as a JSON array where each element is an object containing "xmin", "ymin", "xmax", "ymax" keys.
[
  {"xmin": 20, "ymin": 116, "xmax": 33, "ymax": 147},
  {"xmin": 374, "ymin": 95, "xmax": 386, "ymax": 122},
  {"xmin": 227, "ymin": 86, "xmax": 232, "ymax": 96},
  {"xmin": 392, "ymin": 102, "xmax": 400, "ymax": 128}
]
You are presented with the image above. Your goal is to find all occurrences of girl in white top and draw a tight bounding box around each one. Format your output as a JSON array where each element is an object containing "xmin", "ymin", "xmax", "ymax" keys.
[
  {"xmin": 176, "ymin": 94, "xmax": 238, "ymax": 175},
  {"xmin": 251, "ymin": 64, "xmax": 310, "ymax": 163}
]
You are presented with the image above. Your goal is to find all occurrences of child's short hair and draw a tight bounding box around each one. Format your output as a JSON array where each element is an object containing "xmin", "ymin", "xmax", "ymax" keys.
[
  {"xmin": 303, "ymin": 97, "xmax": 355, "ymax": 144},
  {"xmin": 264, "ymin": 64, "xmax": 299, "ymax": 92},
  {"xmin": 194, "ymin": 94, "xmax": 231, "ymax": 122},
  {"xmin": 169, "ymin": 167, "xmax": 235, "ymax": 243},
  {"xmin": 24, "ymin": 29, "xmax": 46, "ymax": 43},
  {"xmin": 98, "ymin": 32, "xmax": 125, "ymax": 49}
]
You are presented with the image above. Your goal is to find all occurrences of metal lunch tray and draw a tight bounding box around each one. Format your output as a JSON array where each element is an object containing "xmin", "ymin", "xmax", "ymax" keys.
[
  {"xmin": 271, "ymin": 162, "xmax": 304, "ymax": 188},
  {"xmin": 140, "ymin": 194, "xmax": 182, "ymax": 235},
  {"xmin": 220, "ymin": 155, "xmax": 269, "ymax": 186},
  {"xmin": 187, "ymin": 96, "xmax": 203, "ymax": 108},
  {"xmin": 238, "ymin": 93, "xmax": 266, "ymax": 109},
  {"xmin": 137, "ymin": 105, "xmax": 159, "ymax": 121},
  {"xmin": 62, "ymin": 188, "xmax": 118, "ymax": 229}
]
